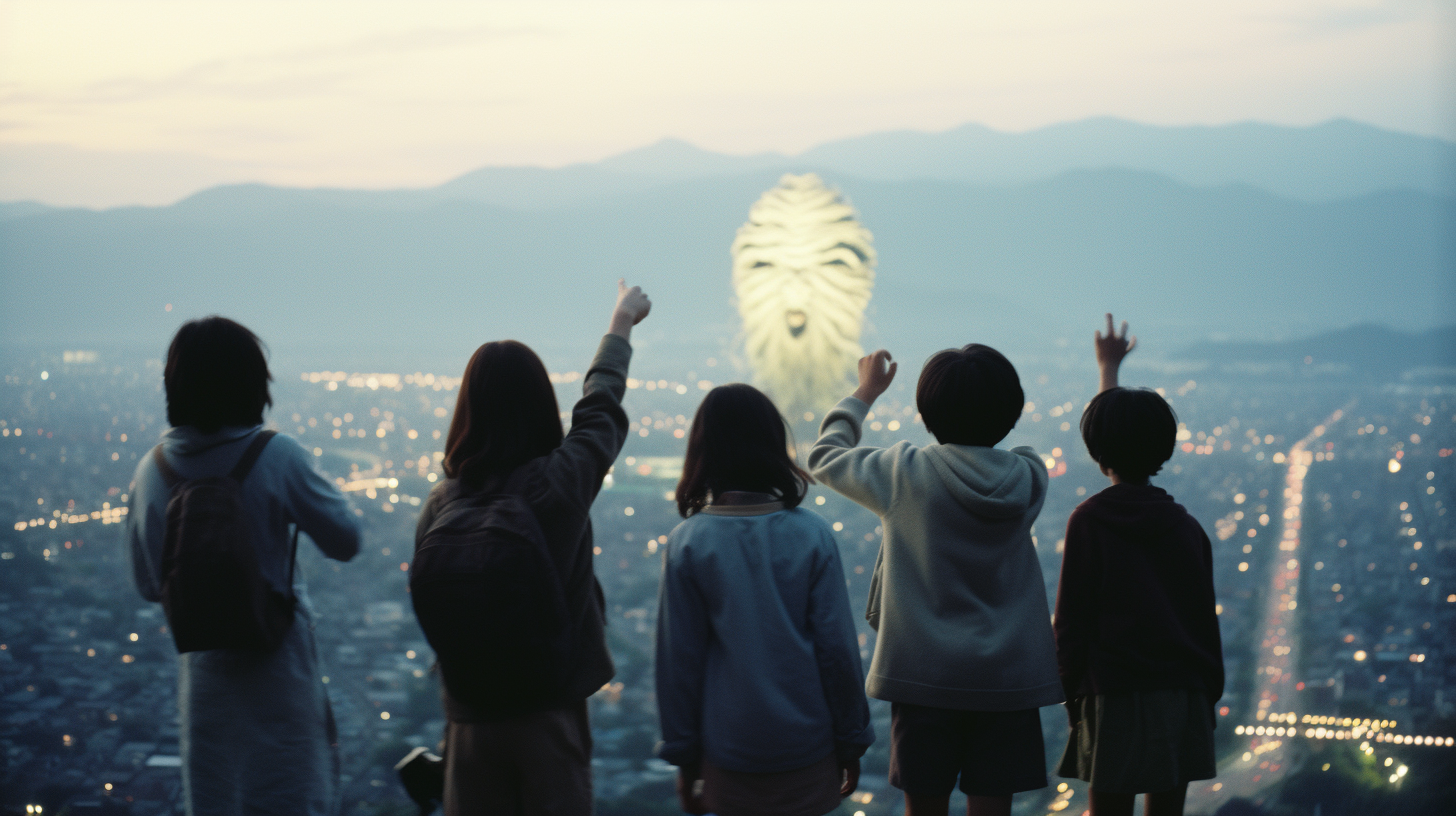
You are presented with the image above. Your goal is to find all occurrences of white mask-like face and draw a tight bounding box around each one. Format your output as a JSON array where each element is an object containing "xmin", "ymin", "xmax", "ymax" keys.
[{"xmin": 731, "ymin": 173, "xmax": 876, "ymax": 417}]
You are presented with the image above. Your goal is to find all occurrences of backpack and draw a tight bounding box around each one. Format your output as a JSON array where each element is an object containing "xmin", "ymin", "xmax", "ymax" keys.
[
  {"xmin": 409, "ymin": 478, "xmax": 573, "ymax": 719},
  {"xmin": 153, "ymin": 430, "xmax": 299, "ymax": 653}
]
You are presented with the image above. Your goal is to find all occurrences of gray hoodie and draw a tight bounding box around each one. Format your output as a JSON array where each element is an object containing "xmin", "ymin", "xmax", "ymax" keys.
[
  {"xmin": 809, "ymin": 396, "xmax": 1064, "ymax": 711},
  {"xmin": 127, "ymin": 426, "xmax": 361, "ymax": 815}
]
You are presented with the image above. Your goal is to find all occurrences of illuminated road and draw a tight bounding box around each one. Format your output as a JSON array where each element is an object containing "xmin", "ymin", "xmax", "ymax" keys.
[{"xmin": 1186, "ymin": 406, "xmax": 1350, "ymax": 812}]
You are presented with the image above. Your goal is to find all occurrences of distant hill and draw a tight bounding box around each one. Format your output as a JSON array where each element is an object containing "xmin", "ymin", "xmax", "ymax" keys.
[
  {"xmin": 795, "ymin": 118, "xmax": 1456, "ymax": 202},
  {"xmin": 2, "ymin": 118, "xmax": 1452, "ymax": 211},
  {"xmin": 1176, "ymin": 325, "xmax": 1456, "ymax": 377},
  {"xmin": 0, "ymin": 202, "xmax": 55, "ymax": 221},
  {"xmin": 496, "ymin": 118, "xmax": 1456, "ymax": 204},
  {"xmin": 1, "ymin": 163, "xmax": 1451, "ymax": 372}
]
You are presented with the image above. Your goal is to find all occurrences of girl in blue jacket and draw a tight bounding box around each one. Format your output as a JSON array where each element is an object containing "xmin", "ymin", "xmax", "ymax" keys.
[{"xmin": 655, "ymin": 384, "xmax": 874, "ymax": 816}]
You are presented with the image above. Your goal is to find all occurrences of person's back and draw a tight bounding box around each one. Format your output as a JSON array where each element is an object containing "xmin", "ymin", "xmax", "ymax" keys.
[
  {"xmin": 656, "ymin": 384, "xmax": 871, "ymax": 816},
  {"xmin": 412, "ymin": 280, "xmax": 650, "ymax": 816},
  {"xmin": 1053, "ymin": 315, "xmax": 1223, "ymax": 816},
  {"xmin": 1057, "ymin": 483, "xmax": 1222, "ymax": 698},
  {"xmin": 809, "ymin": 346, "xmax": 1061, "ymax": 816},
  {"xmin": 126, "ymin": 316, "xmax": 361, "ymax": 816}
]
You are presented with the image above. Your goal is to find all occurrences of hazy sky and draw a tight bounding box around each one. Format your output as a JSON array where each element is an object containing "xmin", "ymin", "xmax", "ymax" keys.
[{"xmin": 1, "ymin": 0, "xmax": 1452, "ymax": 205}]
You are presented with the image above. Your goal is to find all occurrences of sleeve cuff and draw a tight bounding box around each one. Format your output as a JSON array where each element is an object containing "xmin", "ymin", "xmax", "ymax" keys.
[
  {"xmin": 834, "ymin": 734, "xmax": 873, "ymax": 763},
  {"xmin": 817, "ymin": 396, "xmax": 870, "ymax": 439},
  {"xmin": 583, "ymin": 334, "xmax": 633, "ymax": 395},
  {"xmin": 655, "ymin": 739, "xmax": 701, "ymax": 769},
  {"xmin": 594, "ymin": 333, "xmax": 633, "ymax": 370}
]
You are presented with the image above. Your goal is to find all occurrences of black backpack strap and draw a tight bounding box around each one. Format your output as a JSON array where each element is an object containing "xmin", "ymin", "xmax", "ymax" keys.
[
  {"xmin": 151, "ymin": 445, "xmax": 181, "ymax": 487},
  {"xmin": 229, "ymin": 430, "xmax": 277, "ymax": 482}
]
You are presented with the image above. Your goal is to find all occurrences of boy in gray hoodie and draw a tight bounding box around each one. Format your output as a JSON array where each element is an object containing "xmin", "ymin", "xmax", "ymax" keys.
[{"xmin": 809, "ymin": 346, "xmax": 1063, "ymax": 816}]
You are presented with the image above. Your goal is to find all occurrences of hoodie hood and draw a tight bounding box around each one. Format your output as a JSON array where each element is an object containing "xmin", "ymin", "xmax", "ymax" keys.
[
  {"xmin": 1081, "ymin": 482, "xmax": 1189, "ymax": 539},
  {"xmin": 919, "ymin": 444, "xmax": 1047, "ymax": 520},
  {"xmin": 160, "ymin": 424, "xmax": 261, "ymax": 457}
]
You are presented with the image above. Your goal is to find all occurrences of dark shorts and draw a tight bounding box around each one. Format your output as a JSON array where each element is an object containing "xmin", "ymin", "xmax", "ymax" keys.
[{"xmin": 889, "ymin": 703, "xmax": 1047, "ymax": 797}]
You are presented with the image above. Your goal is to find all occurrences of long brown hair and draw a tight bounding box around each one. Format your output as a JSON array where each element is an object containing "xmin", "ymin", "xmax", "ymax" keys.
[
  {"xmin": 443, "ymin": 341, "xmax": 563, "ymax": 485},
  {"xmin": 675, "ymin": 383, "xmax": 810, "ymax": 517}
]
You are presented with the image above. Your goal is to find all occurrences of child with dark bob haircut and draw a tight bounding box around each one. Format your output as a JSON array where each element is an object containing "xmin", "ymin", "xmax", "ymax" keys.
[
  {"xmin": 1054, "ymin": 315, "xmax": 1224, "ymax": 816},
  {"xmin": 128, "ymin": 316, "xmax": 361, "ymax": 814},
  {"xmin": 656, "ymin": 383, "xmax": 873, "ymax": 816},
  {"xmin": 810, "ymin": 346, "xmax": 1062, "ymax": 816}
]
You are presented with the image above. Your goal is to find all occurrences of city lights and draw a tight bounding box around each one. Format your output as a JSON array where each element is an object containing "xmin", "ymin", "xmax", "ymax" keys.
[{"xmin": 5, "ymin": 333, "xmax": 1449, "ymax": 814}]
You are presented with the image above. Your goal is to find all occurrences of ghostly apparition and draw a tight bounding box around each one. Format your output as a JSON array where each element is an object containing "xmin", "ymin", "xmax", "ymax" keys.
[{"xmin": 732, "ymin": 174, "xmax": 876, "ymax": 417}]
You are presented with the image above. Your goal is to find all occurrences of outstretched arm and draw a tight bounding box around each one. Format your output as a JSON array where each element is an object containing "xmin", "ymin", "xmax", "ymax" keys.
[
  {"xmin": 540, "ymin": 279, "xmax": 652, "ymax": 514},
  {"xmin": 1095, "ymin": 313, "xmax": 1136, "ymax": 392},
  {"xmin": 809, "ymin": 350, "xmax": 901, "ymax": 515}
]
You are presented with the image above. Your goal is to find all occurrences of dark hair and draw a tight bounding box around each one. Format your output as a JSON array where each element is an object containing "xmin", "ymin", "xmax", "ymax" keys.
[
  {"xmin": 444, "ymin": 341, "xmax": 564, "ymax": 485},
  {"xmin": 676, "ymin": 384, "xmax": 810, "ymax": 517},
  {"xmin": 165, "ymin": 316, "xmax": 273, "ymax": 433},
  {"xmin": 915, "ymin": 344, "xmax": 1024, "ymax": 446},
  {"xmin": 1080, "ymin": 387, "xmax": 1177, "ymax": 483}
]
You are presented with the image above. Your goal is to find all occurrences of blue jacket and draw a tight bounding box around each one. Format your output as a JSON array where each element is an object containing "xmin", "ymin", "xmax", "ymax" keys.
[{"xmin": 655, "ymin": 502, "xmax": 874, "ymax": 773}]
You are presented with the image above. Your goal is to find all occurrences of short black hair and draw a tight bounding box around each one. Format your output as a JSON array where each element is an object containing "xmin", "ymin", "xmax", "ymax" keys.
[
  {"xmin": 1080, "ymin": 387, "xmax": 1177, "ymax": 482},
  {"xmin": 164, "ymin": 316, "xmax": 273, "ymax": 433},
  {"xmin": 916, "ymin": 344, "xmax": 1024, "ymax": 446},
  {"xmin": 676, "ymin": 383, "xmax": 810, "ymax": 517}
]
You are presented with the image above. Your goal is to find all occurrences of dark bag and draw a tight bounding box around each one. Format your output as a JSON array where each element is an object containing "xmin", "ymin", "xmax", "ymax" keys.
[
  {"xmin": 409, "ymin": 479, "xmax": 572, "ymax": 719},
  {"xmin": 394, "ymin": 745, "xmax": 444, "ymax": 815},
  {"xmin": 153, "ymin": 430, "xmax": 299, "ymax": 653}
]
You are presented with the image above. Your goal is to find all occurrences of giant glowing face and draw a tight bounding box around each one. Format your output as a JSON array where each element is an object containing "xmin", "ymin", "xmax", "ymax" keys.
[{"xmin": 732, "ymin": 173, "xmax": 876, "ymax": 417}]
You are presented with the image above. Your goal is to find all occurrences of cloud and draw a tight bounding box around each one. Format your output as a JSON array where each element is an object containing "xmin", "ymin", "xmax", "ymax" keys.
[
  {"xmin": 1266, "ymin": 0, "xmax": 1444, "ymax": 36},
  {"xmin": 9, "ymin": 24, "xmax": 550, "ymax": 107}
]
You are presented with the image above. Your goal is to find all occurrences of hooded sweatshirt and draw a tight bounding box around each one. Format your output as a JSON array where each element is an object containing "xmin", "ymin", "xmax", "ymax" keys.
[
  {"xmin": 127, "ymin": 426, "xmax": 361, "ymax": 816},
  {"xmin": 1053, "ymin": 483, "xmax": 1224, "ymax": 704},
  {"xmin": 808, "ymin": 396, "xmax": 1064, "ymax": 711}
]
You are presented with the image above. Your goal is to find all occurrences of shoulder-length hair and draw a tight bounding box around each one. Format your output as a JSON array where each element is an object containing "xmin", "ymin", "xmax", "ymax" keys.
[
  {"xmin": 164, "ymin": 316, "xmax": 273, "ymax": 434},
  {"xmin": 444, "ymin": 340, "xmax": 564, "ymax": 486},
  {"xmin": 676, "ymin": 383, "xmax": 810, "ymax": 517}
]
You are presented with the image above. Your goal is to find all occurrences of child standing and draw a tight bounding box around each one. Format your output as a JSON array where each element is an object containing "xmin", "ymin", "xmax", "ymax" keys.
[
  {"xmin": 655, "ymin": 384, "xmax": 874, "ymax": 816},
  {"xmin": 809, "ymin": 347, "xmax": 1063, "ymax": 816},
  {"xmin": 1054, "ymin": 315, "xmax": 1224, "ymax": 816}
]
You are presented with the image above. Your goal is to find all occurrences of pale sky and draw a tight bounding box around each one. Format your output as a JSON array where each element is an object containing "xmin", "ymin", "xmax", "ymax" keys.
[{"xmin": 1, "ymin": 0, "xmax": 1452, "ymax": 205}]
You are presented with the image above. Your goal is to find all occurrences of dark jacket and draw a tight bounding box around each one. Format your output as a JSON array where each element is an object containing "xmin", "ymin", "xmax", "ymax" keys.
[
  {"xmin": 1053, "ymin": 483, "xmax": 1224, "ymax": 705},
  {"xmin": 415, "ymin": 334, "xmax": 631, "ymax": 721}
]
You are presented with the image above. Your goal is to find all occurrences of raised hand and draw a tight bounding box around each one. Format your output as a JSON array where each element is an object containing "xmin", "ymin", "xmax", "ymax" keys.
[
  {"xmin": 1095, "ymin": 313, "xmax": 1136, "ymax": 392},
  {"xmin": 609, "ymin": 279, "xmax": 652, "ymax": 339},
  {"xmin": 852, "ymin": 349, "xmax": 897, "ymax": 406}
]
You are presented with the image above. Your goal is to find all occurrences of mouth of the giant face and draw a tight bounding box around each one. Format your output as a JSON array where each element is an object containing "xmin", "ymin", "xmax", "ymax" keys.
[{"xmin": 785, "ymin": 310, "xmax": 807, "ymax": 338}]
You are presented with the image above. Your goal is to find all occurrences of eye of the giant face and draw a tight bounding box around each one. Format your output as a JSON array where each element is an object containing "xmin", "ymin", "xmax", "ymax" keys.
[{"xmin": 751, "ymin": 261, "xmax": 773, "ymax": 268}]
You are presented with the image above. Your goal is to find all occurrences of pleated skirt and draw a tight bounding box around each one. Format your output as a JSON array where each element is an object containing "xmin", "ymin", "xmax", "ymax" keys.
[{"xmin": 1057, "ymin": 688, "xmax": 1216, "ymax": 794}]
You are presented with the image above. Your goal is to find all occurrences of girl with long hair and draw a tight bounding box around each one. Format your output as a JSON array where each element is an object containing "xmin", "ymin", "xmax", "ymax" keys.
[
  {"xmin": 415, "ymin": 280, "xmax": 651, "ymax": 816},
  {"xmin": 655, "ymin": 384, "xmax": 874, "ymax": 816}
]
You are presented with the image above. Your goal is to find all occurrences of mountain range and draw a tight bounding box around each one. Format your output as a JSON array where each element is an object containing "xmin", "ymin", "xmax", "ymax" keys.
[{"xmin": 2, "ymin": 118, "xmax": 1452, "ymax": 373}]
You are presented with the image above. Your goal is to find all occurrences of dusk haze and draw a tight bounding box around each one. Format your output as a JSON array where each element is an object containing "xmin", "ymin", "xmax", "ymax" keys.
[{"xmin": 1, "ymin": 2, "xmax": 1453, "ymax": 815}]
